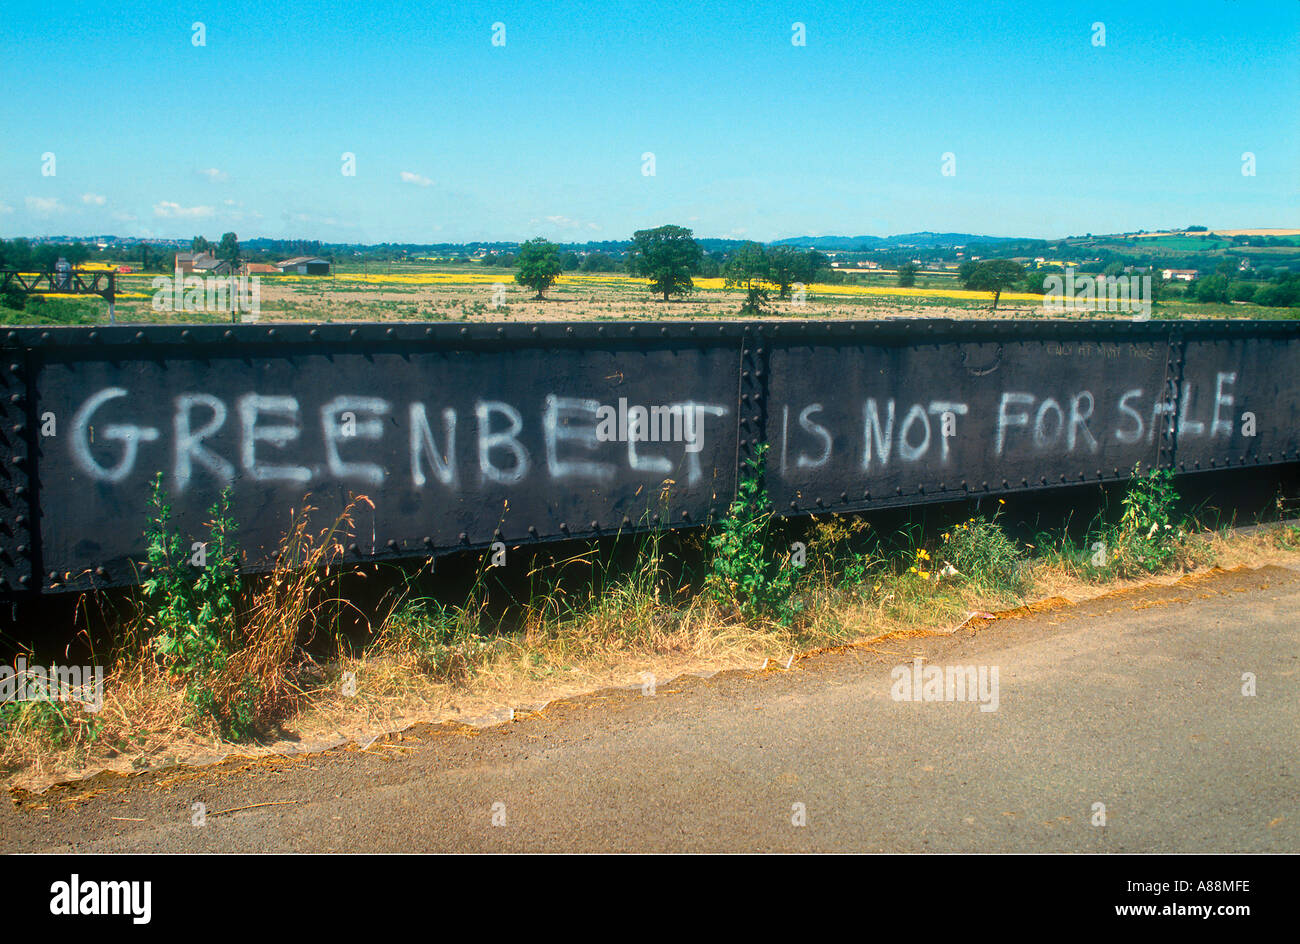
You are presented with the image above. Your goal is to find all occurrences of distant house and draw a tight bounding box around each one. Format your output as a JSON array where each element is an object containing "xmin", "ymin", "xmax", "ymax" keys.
[
  {"xmin": 276, "ymin": 256, "xmax": 331, "ymax": 275},
  {"xmin": 193, "ymin": 256, "xmax": 234, "ymax": 276},
  {"xmin": 1161, "ymin": 268, "xmax": 1199, "ymax": 282},
  {"xmin": 241, "ymin": 262, "xmax": 277, "ymax": 275},
  {"xmin": 175, "ymin": 251, "xmax": 233, "ymax": 275}
]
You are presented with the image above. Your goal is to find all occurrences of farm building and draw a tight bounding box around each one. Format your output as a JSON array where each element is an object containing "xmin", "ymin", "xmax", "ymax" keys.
[
  {"xmin": 193, "ymin": 256, "xmax": 235, "ymax": 276},
  {"xmin": 276, "ymin": 256, "xmax": 331, "ymax": 275},
  {"xmin": 175, "ymin": 252, "xmax": 233, "ymax": 275},
  {"xmin": 241, "ymin": 263, "xmax": 277, "ymax": 275},
  {"xmin": 1161, "ymin": 268, "xmax": 1199, "ymax": 282}
]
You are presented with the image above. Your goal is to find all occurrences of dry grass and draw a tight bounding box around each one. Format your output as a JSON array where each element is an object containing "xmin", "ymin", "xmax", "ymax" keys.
[{"xmin": 4, "ymin": 517, "xmax": 1299, "ymax": 793}]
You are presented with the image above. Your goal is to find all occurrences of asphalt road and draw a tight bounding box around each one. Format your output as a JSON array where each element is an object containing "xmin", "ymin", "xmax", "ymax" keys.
[{"xmin": 4, "ymin": 565, "xmax": 1298, "ymax": 852}]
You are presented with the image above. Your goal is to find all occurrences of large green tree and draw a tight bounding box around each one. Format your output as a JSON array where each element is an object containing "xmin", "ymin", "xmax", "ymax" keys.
[
  {"xmin": 217, "ymin": 232, "xmax": 240, "ymax": 266},
  {"xmin": 765, "ymin": 246, "xmax": 806, "ymax": 299},
  {"xmin": 962, "ymin": 259, "xmax": 1025, "ymax": 311},
  {"xmin": 628, "ymin": 225, "xmax": 702, "ymax": 301},
  {"xmin": 515, "ymin": 237, "xmax": 564, "ymax": 299}
]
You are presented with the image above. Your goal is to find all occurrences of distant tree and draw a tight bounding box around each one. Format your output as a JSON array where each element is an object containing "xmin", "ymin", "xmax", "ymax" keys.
[
  {"xmin": 579, "ymin": 251, "xmax": 618, "ymax": 272},
  {"xmin": 765, "ymin": 246, "xmax": 806, "ymax": 299},
  {"xmin": 957, "ymin": 260, "xmax": 978, "ymax": 284},
  {"xmin": 217, "ymin": 232, "xmax": 240, "ymax": 267},
  {"xmin": 724, "ymin": 241, "xmax": 771, "ymax": 314},
  {"xmin": 804, "ymin": 249, "xmax": 830, "ymax": 279},
  {"xmin": 191, "ymin": 236, "xmax": 211, "ymax": 253},
  {"xmin": 897, "ymin": 262, "xmax": 919, "ymax": 288},
  {"xmin": 963, "ymin": 259, "xmax": 1025, "ymax": 311},
  {"xmin": 628, "ymin": 225, "xmax": 702, "ymax": 300},
  {"xmin": 559, "ymin": 251, "xmax": 581, "ymax": 271},
  {"xmin": 514, "ymin": 237, "xmax": 564, "ymax": 299}
]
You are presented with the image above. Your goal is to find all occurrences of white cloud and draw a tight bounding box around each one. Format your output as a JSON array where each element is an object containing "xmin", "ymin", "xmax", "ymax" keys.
[
  {"xmin": 112, "ymin": 211, "xmax": 137, "ymax": 222},
  {"xmin": 400, "ymin": 171, "xmax": 432, "ymax": 187},
  {"xmin": 0, "ymin": 202, "xmax": 12, "ymax": 214},
  {"xmin": 198, "ymin": 167, "xmax": 229, "ymax": 182},
  {"xmin": 81, "ymin": 193, "xmax": 107, "ymax": 206},
  {"xmin": 286, "ymin": 211, "xmax": 340, "ymax": 226},
  {"xmin": 533, "ymin": 215, "xmax": 601, "ymax": 232},
  {"xmin": 153, "ymin": 201, "xmax": 215, "ymax": 219},
  {"xmin": 26, "ymin": 196, "xmax": 63, "ymax": 214}
]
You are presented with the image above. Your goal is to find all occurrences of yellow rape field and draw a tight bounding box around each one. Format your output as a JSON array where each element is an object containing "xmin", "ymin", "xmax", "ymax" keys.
[{"xmin": 283, "ymin": 269, "xmax": 1032, "ymax": 303}]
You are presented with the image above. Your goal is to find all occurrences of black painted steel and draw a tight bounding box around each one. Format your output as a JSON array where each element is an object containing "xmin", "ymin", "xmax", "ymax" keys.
[{"xmin": 1, "ymin": 318, "xmax": 1297, "ymax": 594}]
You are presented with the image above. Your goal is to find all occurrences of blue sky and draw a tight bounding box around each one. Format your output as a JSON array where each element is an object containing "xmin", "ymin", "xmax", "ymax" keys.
[{"xmin": 2, "ymin": 0, "xmax": 1296, "ymax": 243}]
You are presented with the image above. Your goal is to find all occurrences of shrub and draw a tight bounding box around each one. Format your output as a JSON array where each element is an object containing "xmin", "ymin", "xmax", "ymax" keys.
[
  {"xmin": 938, "ymin": 508, "xmax": 1027, "ymax": 595},
  {"xmin": 705, "ymin": 446, "xmax": 801, "ymax": 624},
  {"xmin": 1108, "ymin": 466, "xmax": 1189, "ymax": 575}
]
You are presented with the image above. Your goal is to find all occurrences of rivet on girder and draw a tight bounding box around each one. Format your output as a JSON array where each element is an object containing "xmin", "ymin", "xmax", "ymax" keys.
[
  {"xmin": 422, "ymin": 536, "xmax": 433, "ymax": 546},
  {"xmin": 591, "ymin": 520, "xmax": 600, "ymax": 529},
  {"xmin": 528, "ymin": 525, "xmax": 537, "ymax": 536},
  {"xmin": 459, "ymin": 532, "xmax": 469, "ymax": 542},
  {"xmin": 387, "ymin": 539, "xmax": 398, "ymax": 550},
  {"xmin": 348, "ymin": 543, "xmax": 359, "ymax": 555}
]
